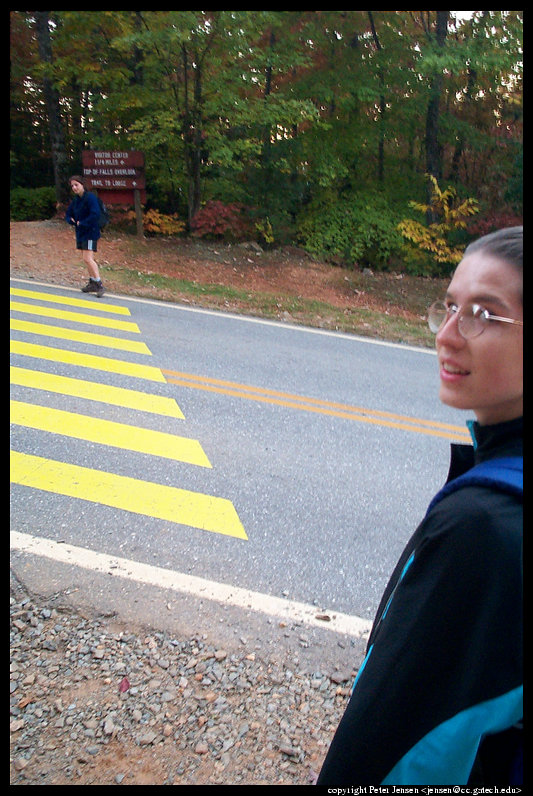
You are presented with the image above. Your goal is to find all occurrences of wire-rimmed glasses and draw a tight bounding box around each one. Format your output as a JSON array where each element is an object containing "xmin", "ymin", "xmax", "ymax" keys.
[{"xmin": 428, "ymin": 301, "xmax": 523, "ymax": 339}]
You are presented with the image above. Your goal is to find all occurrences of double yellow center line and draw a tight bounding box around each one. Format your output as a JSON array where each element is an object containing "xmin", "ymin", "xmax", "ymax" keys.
[{"xmin": 162, "ymin": 370, "xmax": 470, "ymax": 442}]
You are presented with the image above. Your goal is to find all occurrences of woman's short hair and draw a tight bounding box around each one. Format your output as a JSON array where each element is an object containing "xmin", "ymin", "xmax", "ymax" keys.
[{"xmin": 464, "ymin": 226, "xmax": 522, "ymax": 272}]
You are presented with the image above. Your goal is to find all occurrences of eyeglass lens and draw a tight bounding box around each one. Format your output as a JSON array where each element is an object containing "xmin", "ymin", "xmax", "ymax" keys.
[{"xmin": 427, "ymin": 302, "xmax": 486, "ymax": 338}]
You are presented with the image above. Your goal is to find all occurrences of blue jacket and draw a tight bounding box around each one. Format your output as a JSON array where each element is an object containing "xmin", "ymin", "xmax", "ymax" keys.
[
  {"xmin": 65, "ymin": 191, "xmax": 101, "ymax": 245},
  {"xmin": 317, "ymin": 417, "xmax": 523, "ymax": 787}
]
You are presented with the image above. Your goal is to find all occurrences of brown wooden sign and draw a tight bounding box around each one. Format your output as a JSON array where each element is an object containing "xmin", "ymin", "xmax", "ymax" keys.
[
  {"xmin": 82, "ymin": 150, "xmax": 145, "ymax": 190},
  {"xmin": 81, "ymin": 150, "xmax": 146, "ymax": 235}
]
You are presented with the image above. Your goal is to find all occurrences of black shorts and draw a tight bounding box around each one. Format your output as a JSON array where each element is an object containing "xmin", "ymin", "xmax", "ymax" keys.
[{"xmin": 77, "ymin": 240, "xmax": 98, "ymax": 252}]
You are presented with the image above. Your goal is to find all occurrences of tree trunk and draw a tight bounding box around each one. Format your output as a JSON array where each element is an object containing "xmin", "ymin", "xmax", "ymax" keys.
[
  {"xmin": 424, "ymin": 10, "xmax": 449, "ymax": 222},
  {"xmin": 182, "ymin": 44, "xmax": 203, "ymax": 225},
  {"xmin": 450, "ymin": 63, "xmax": 477, "ymax": 182},
  {"xmin": 368, "ymin": 12, "xmax": 385, "ymax": 183},
  {"xmin": 35, "ymin": 11, "xmax": 69, "ymax": 204},
  {"xmin": 131, "ymin": 12, "xmax": 144, "ymax": 86}
]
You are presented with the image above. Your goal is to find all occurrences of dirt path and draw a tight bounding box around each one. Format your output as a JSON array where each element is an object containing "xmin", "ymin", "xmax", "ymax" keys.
[
  {"xmin": 10, "ymin": 219, "xmax": 442, "ymax": 346},
  {"xmin": 10, "ymin": 218, "xmax": 359, "ymax": 304}
]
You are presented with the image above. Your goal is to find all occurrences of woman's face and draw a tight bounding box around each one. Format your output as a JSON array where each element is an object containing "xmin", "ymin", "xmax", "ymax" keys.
[
  {"xmin": 70, "ymin": 180, "xmax": 84, "ymax": 196},
  {"xmin": 436, "ymin": 251, "xmax": 523, "ymax": 425}
]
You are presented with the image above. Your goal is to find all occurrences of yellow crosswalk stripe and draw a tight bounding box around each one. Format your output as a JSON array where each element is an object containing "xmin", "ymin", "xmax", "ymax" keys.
[
  {"xmin": 10, "ymin": 293, "xmax": 247, "ymax": 540},
  {"xmin": 11, "ymin": 451, "xmax": 247, "ymax": 540},
  {"xmin": 10, "ymin": 400, "xmax": 210, "ymax": 467},
  {"xmin": 10, "ymin": 340, "xmax": 166, "ymax": 382},
  {"xmin": 10, "ymin": 301, "xmax": 140, "ymax": 333},
  {"xmin": 10, "ymin": 287, "xmax": 131, "ymax": 315},
  {"xmin": 10, "ymin": 367, "xmax": 185, "ymax": 419},
  {"xmin": 10, "ymin": 318, "xmax": 151, "ymax": 354}
]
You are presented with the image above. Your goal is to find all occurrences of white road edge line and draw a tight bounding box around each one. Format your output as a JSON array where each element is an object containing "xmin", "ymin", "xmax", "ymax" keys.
[
  {"xmin": 10, "ymin": 531, "xmax": 372, "ymax": 639},
  {"xmin": 10, "ymin": 277, "xmax": 435, "ymax": 355}
]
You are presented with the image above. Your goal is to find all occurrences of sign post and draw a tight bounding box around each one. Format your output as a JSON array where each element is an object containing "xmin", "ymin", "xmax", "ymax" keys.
[{"xmin": 82, "ymin": 150, "xmax": 146, "ymax": 237}]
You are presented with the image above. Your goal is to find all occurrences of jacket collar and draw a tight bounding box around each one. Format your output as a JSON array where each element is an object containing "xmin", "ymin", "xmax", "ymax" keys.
[{"xmin": 447, "ymin": 416, "xmax": 522, "ymax": 483}]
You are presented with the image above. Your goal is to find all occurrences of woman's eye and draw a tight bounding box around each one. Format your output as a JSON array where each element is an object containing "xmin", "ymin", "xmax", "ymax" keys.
[{"xmin": 472, "ymin": 304, "xmax": 490, "ymax": 319}]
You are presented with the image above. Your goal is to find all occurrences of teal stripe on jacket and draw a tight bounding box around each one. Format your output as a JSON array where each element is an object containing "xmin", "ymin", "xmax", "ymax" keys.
[{"xmin": 382, "ymin": 685, "xmax": 523, "ymax": 786}]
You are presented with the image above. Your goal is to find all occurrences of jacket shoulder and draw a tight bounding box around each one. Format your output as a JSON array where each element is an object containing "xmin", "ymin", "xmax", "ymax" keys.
[{"xmin": 426, "ymin": 457, "xmax": 522, "ymax": 516}]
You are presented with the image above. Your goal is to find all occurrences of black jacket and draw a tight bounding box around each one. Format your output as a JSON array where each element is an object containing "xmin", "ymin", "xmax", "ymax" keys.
[{"xmin": 317, "ymin": 417, "xmax": 523, "ymax": 786}]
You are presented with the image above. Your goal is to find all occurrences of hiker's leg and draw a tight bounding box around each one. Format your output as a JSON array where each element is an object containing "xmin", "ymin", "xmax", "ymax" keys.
[{"xmin": 82, "ymin": 247, "xmax": 101, "ymax": 281}]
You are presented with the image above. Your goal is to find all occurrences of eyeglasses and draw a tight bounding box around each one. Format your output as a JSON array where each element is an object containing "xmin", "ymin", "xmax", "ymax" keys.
[{"xmin": 428, "ymin": 300, "xmax": 523, "ymax": 339}]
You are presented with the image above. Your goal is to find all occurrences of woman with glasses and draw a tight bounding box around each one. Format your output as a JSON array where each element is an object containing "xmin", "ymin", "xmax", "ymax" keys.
[{"xmin": 317, "ymin": 227, "xmax": 522, "ymax": 787}]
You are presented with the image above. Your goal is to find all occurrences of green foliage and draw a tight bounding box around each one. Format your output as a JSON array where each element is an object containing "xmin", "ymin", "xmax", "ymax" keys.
[
  {"xmin": 190, "ymin": 201, "xmax": 253, "ymax": 241},
  {"xmin": 10, "ymin": 186, "xmax": 57, "ymax": 221},
  {"xmin": 297, "ymin": 192, "xmax": 404, "ymax": 270},
  {"xmin": 504, "ymin": 152, "xmax": 523, "ymax": 211},
  {"xmin": 10, "ymin": 11, "xmax": 523, "ymax": 241}
]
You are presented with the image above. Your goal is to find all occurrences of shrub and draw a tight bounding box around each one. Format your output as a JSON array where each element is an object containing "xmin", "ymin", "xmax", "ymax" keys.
[
  {"xmin": 10, "ymin": 186, "xmax": 56, "ymax": 221},
  {"xmin": 123, "ymin": 208, "xmax": 186, "ymax": 236},
  {"xmin": 397, "ymin": 175, "xmax": 479, "ymax": 271},
  {"xmin": 467, "ymin": 209, "xmax": 523, "ymax": 238},
  {"xmin": 190, "ymin": 201, "xmax": 253, "ymax": 241},
  {"xmin": 255, "ymin": 217, "xmax": 275, "ymax": 246},
  {"xmin": 297, "ymin": 192, "xmax": 404, "ymax": 270}
]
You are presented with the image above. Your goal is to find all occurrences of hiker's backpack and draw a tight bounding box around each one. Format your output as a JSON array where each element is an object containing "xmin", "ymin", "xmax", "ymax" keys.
[
  {"xmin": 372, "ymin": 457, "xmax": 522, "ymax": 642},
  {"xmin": 95, "ymin": 194, "xmax": 110, "ymax": 230},
  {"xmin": 426, "ymin": 456, "xmax": 523, "ymax": 515}
]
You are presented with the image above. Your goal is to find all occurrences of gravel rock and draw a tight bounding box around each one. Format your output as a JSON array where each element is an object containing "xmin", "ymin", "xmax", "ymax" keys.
[{"xmin": 10, "ymin": 582, "xmax": 358, "ymax": 785}]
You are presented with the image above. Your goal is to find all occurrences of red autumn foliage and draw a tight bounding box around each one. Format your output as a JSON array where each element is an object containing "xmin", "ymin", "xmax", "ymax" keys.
[{"xmin": 189, "ymin": 201, "xmax": 253, "ymax": 240}]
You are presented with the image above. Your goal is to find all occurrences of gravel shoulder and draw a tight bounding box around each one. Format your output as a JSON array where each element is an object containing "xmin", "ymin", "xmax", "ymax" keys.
[{"xmin": 10, "ymin": 569, "xmax": 364, "ymax": 786}]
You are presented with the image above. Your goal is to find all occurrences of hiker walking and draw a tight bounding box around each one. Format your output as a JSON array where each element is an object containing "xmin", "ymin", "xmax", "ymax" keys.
[{"xmin": 65, "ymin": 175, "xmax": 105, "ymax": 297}]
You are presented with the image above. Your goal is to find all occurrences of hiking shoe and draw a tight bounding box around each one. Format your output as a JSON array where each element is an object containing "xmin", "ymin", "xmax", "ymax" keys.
[{"xmin": 81, "ymin": 280, "xmax": 105, "ymax": 297}]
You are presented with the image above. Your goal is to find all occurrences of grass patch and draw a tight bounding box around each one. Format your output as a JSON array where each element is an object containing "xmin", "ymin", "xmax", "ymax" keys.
[{"xmin": 109, "ymin": 267, "xmax": 434, "ymax": 348}]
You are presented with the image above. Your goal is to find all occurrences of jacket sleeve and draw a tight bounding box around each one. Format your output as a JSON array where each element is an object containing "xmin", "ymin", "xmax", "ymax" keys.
[
  {"xmin": 316, "ymin": 488, "xmax": 522, "ymax": 786},
  {"xmin": 65, "ymin": 200, "xmax": 75, "ymax": 225}
]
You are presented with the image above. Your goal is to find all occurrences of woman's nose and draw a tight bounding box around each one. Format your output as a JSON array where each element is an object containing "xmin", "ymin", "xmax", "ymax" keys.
[{"xmin": 436, "ymin": 310, "xmax": 464, "ymax": 347}]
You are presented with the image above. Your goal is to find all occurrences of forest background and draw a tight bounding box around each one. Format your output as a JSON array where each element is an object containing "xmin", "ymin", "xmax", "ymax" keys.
[{"xmin": 10, "ymin": 10, "xmax": 522, "ymax": 277}]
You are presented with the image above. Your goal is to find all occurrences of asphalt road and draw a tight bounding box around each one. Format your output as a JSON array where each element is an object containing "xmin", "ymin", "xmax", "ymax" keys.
[{"xmin": 10, "ymin": 277, "xmax": 472, "ymax": 651}]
